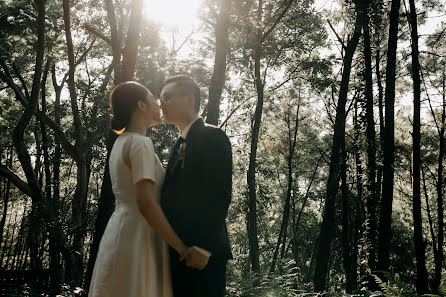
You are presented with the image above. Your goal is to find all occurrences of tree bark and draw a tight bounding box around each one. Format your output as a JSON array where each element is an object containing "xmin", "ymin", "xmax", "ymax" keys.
[
  {"xmin": 10, "ymin": 0, "xmax": 47, "ymax": 275},
  {"xmin": 246, "ymin": 0, "xmax": 295, "ymax": 275},
  {"xmin": 362, "ymin": 0, "xmax": 378, "ymax": 274},
  {"xmin": 206, "ymin": 0, "xmax": 231, "ymax": 125},
  {"xmin": 50, "ymin": 63, "xmax": 63, "ymax": 290},
  {"xmin": 377, "ymin": 0, "xmax": 400, "ymax": 273},
  {"xmin": 12, "ymin": 209, "xmax": 26, "ymax": 270},
  {"xmin": 5, "ymin": 209, "xmax": 19, "ymax": 269},
  {"xmin": 120, "ymin": 0, "xmax": 143, "ymax": 81},
  {"xmin": 63, "ymin": 0, "xmax": 88, "ymax": 285},
  {"xmin": 86, "ymin": 0, "xmax": 144, "ymax": 291},
  {"xmin": 373, "ymin": 3, "xmax": 385, "ymax": 258},
  {"xmin": 433, "ymin": 68, "xmax": 445, "ymax": 293},
  {"xmin": 246, "ymin": 0, "xmax": 263, "ymax": 273},
  {"xmin": 41, "ymin": 60, "xmax": 62, "ymax": 289},
  {"xmin": 313, "ymin": 2, "xmax": 363, "ymax": 292},
  {"xmin": 0, "ymin": 151, "xmax": 12, "ymax": 246},
  {"xmin": 104, "ymin": 0, "xmax": 122, "ymax": 85},
  {"xmin": 341, "ymin": 121, "xmax": 356, "ymax": 293},
  {"xmin": 270, "ymin": 98, "xmax": 300, "ymax": 273},
  {"xmin": 407, "ymin": 0, "xmax": 429, "ymax": 293}
]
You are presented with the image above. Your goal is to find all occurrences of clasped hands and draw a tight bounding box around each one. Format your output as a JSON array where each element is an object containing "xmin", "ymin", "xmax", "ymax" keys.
[{"xmin": 179, "ymin": 246, "xmax": 211, "ymax": 270}]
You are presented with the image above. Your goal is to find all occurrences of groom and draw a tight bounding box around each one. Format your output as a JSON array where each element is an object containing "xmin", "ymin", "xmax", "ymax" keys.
[{"xmin": 160, "ymin": 75, "xmax": 232, "ymax": 297}]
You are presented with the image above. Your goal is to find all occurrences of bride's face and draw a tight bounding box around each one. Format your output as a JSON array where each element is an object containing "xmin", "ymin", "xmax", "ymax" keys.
[{"xmin": 146, "ymin": 94, "xmax": 161, "ymax": 127}]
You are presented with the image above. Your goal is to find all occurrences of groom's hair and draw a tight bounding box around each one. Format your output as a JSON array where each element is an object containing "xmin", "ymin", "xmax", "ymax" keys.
[{"xmin": 164, "ymin": 75, "xmax": 200, "ymax": 112}]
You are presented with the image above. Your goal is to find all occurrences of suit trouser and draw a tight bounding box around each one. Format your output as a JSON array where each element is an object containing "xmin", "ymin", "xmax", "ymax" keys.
[{"xmin": 169, "ymin": 249, "xmax": 227, "ymax": 297}]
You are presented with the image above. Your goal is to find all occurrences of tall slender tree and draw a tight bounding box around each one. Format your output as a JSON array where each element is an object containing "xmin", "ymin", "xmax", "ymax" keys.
[
  {"xmin": 362, "ymin": 0, "xmax": 379, "ymax": 276},
  {"xmin": 207, "ymin": 0, "xmax": 231, "ymax": 126},
  {"xmin": 62, "ymin": 0, "xmax": 89, "ymax": 284},
  {"xmin": 313, "ymin": 1, "xmax": 363, "ymax": 292},
  {"xmin": 270, "ymin": 95, "xmax": 300, "ymax": 273},
  {"xmin": 433, "ymin": 67, "xmax": 445, "ymax": 294},
  {"xmin": 406, "ymin": 0, "xmax": 429, "ymax": 293},
  {"xmin": 424, "ymin": 26, "xmax": 446, "ymax": 293},
  {"xmin": 377, "ymin": 0, "xmax": 401, "ymax": 274},
  {"xmin": 247, "ymin": 0, "xmax": 296, "ymax": 274},
  {"xmin": 85, "ymin": 0, "xmax": 144, "ymax": 291}
]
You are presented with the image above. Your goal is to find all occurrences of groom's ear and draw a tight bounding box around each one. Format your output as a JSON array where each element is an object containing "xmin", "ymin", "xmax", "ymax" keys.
[
  {"xmin": 137, "ymin": 100, "xmax": 147, "ymax": 111},
  {"xmin": 186, "ymin": 94, "xmax": 195, "ymax": 109}
]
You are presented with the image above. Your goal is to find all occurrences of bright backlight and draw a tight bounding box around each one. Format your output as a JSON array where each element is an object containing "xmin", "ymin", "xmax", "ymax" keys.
[{"xmin": 144, "ymin": 0, "xmax": 202, "ymax": 29}]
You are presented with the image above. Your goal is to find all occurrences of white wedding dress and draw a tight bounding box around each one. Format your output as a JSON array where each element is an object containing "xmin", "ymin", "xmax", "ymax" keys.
[{"xmin": 89, "ymin": 132, "xmax": 172, "ymax": 297}]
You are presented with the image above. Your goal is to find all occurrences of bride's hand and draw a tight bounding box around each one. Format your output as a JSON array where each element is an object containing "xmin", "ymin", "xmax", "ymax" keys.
[{"xmin": 181, "ymin": 246, "xmax": 210, "ymax": 270}]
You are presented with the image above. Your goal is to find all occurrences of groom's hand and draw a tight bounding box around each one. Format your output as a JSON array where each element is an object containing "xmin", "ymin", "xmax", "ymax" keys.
[{"xmin": 181, "ymin": 246, "xmax": 211, "ymax": 270}]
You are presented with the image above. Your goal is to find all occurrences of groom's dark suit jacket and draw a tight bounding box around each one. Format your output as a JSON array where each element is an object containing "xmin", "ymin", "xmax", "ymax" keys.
[{"xmin": 161, "ymin": 118, "xmax": 232, "ymax": 262}]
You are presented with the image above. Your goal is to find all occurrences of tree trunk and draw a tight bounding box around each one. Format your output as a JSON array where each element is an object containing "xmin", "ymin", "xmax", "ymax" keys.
[
  {"xmin": 246, "ymin": 0, "xmax": 264, "ymax": 273},
  {"xmin": 86, "ymin": 0, "xmax": 144, "ymax": 291},
  {"xmin": 120, "ymin": 0, "xmax": 143, "ymax": 81},
  {"xmin": 12, "ymin": 208, "xmax": 26, "ymax": 270},
  {"xmin": 313, "ymin": 3, "xmax": 363, "ymax": 292},
  {"xmin": 0, "ymin": 207, "xmax": 12, "ymax": 268},
  {"xmin": 0, "ymin": 152, "xmax": 12, "ymax": 246},
  {"xmin": 377, "ymin": 0, "xmax": 400, "ymax": 273},
  {"xmin": 246, "ymin": 0, "xmax": 295, "ymax": 274},
  {"xmin": 373, "ymin": 3, "xmax": 385, "ymax": 255},
  {"xmin": 10, "ymin": 0, "xmax": 47, "ymax": 275},
  {"xmin": 5, "ymin": 209, "xmax": 19, "ymax": 269},
  {"xmin": 50, "ymin": 64, "xmax": 63, "ymax": 291},
  {"xmin": 105, "ymin": 0, "xmax": 122, "ymax": 85},
  {"xmin": 270, "ymin": 98, "xmax": 300, "ymax": 273},
  {"xmin": 63, "ymin": 0, "xmax": 88, "ymax": 285},
  {"xmin": 407, "ymin": 0, "xmax": 429, "ymax": 293},
  {"xmin": 341, "ymin": 123, "xmax": 356, "ymax": 293},
  {"xmin": 353, "ymin": 98, "xmax": 362, "ymax": 290},
  {"xmin": 362, "ymin": 0, "xmax": 378, "ymax": 274},
  {"xmin": 433, "ymin": 69, "xmax": 445, "ymax": 293},
  {"xmin": 206, "ymin": 0, "xmax": 231, "ymax": 125}
]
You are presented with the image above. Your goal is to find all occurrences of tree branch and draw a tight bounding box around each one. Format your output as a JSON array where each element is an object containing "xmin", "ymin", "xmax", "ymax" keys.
[
  {"xmin": 35, "ymin": 110, "xmax": 77, "ymax": 157},
  {"xmin": 0, "ymin": 60, "xmax": 77, "ymax": 158},
  {"xmin": 83, "ymin": 24, "xmax": 112, "ymax": 46},
  {"xmin": 219, "ymin": 95, "xmax": 255, "ymax": 128},
  {"xmin": 0, "ymin": 58, "xmax": 28, "ymax": 106},
  {"xmin": 12, "ymin": 63, "xmax": 30, "ymax": 99},
  {"xmin": 327, "ymin": 19, "xmax": 346, "ymax": 51},
  {"xmin": 171, "ymin": 27, "xmax": 202, "ymax": 56},
  {"xmin": 261, "ymin": 0, "xmax": 295, "ymax": 43},
  {"xmin": 0, "ymin": 165, "xmax": 34, "ymax": 197}
]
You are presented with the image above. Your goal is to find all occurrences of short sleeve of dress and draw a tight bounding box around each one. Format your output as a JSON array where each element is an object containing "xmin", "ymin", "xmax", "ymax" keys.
[{"xmin": 129, "ymin": 136, "xmax": 156, "ymax": 184}]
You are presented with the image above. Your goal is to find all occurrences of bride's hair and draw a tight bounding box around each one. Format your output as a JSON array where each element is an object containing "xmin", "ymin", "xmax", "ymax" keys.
[{"xmin": 109, "ymin": 81, "xmax": 150, "ymax": 133}]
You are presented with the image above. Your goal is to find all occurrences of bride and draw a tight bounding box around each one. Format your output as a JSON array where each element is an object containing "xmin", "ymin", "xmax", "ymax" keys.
[{"xmin": 88, "ymin": 81, "xmax": 207, "ymax": 297}]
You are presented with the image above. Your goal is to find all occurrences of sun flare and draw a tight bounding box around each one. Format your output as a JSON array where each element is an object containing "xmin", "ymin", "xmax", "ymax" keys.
[{"xmin": 143, "ymin": 0, "xmax": 203, "ymax": 29}]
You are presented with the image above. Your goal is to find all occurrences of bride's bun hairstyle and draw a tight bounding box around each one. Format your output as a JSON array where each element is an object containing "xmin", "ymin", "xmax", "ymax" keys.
[{"xmin": 109, "ymin": 81, "xmax": 150, "ymax": 134}]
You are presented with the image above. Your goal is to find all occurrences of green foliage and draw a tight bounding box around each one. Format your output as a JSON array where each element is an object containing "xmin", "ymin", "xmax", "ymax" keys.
[
  {"xmin": 371, "ymin": 272, "xmax": 416, "ymax": 297},
  {"xmin": 1, "ymin": 284, "xmax": 84, "ymax": 297},
  {"xmin": 227, "ymin": 260, "xmax": 310, "ymax": 297},
  {"xmin": 1, "ymin": 0, "xmax": 446, "ymax": 296}
]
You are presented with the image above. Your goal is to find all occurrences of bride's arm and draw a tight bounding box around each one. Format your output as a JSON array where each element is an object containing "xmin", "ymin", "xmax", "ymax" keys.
[{"xmin": 135, "ymin": 179, "xmax": 187, "ymax": 258}]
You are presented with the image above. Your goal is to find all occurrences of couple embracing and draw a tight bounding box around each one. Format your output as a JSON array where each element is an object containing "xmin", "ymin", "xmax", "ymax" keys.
[{"xmin": 88, "ymin": 75, "xmax": 232, "ymax": 297}]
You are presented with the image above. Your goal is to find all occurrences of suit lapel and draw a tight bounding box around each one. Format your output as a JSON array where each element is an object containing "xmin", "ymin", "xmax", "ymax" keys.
[
  {"xmin": 165, "ymin": 119, "xmax": 203, "ymax": 175},
  {"xmin": 166, "ymin": 137, "xmax": 184, "ymax": 174},
  {"xmin": 185, "ymin": 118, "xmax": 204, "ymax": 145}
]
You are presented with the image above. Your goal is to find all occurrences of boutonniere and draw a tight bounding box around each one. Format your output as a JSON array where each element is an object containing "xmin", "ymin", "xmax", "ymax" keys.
[{"xmin": 177, "ymin": 142, "xmax": 187, "ymax": 168}]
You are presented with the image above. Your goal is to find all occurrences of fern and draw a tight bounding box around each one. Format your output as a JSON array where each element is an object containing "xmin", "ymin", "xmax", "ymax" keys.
[{"xmin": 371, "ymin": 271, "xmax": 416, "ymax": 297}]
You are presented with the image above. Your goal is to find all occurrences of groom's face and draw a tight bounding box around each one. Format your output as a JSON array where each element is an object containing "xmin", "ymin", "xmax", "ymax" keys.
[{"xmin": 160, "ymin": 82, "xmax": 194, "ymax": 124}]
